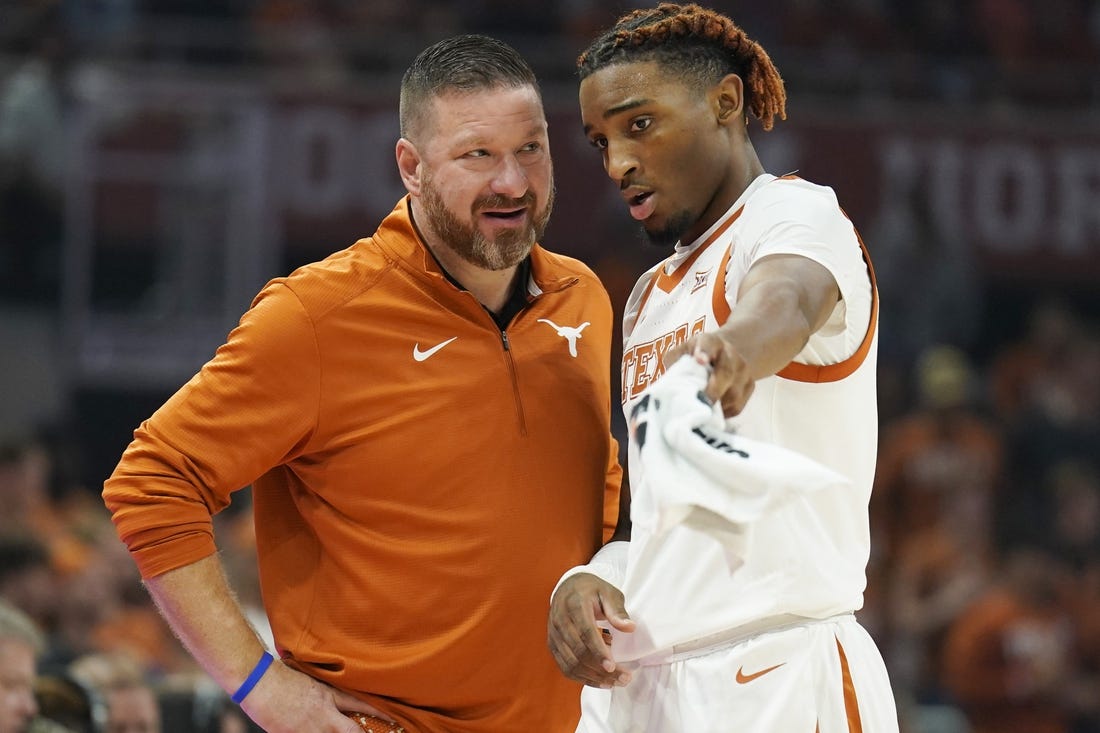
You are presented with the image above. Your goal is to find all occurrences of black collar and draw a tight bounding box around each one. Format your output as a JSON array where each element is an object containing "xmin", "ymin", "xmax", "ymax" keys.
[{"xmin": 429, "ymin": 248, "xmax": 531, "ymax": 330}]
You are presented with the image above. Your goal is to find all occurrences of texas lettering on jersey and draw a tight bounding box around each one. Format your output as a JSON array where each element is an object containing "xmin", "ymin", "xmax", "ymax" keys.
[{"xmin": 622, "ymin": 317, "xmax": 706, "ymax": 402}]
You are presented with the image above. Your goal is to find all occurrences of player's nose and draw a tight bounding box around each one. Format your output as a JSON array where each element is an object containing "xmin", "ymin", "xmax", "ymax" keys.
[{"xmin": 607, "ymin": 142, "xmax": 638, "ymax": 184}]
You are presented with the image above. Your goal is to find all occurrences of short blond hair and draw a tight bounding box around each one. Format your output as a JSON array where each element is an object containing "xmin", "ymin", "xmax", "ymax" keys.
[{"xmin": 0, "ymin": 598, "xmax": 44, "ymax": 654}]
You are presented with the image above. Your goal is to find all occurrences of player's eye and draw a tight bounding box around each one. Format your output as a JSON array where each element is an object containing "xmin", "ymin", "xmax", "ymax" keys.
[{"xmin": 630, "ymin": 118, "xmax": 652, "ymax": 133}]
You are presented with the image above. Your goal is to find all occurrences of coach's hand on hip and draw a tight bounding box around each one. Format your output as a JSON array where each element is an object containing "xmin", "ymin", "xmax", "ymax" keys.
[
  {"xmin": 240, "ymin": 659, "xmax": 396, "ymax": 733},
  {"xmin": 548, "ymin": 573, "xmax": 635, "ymax": 688}
]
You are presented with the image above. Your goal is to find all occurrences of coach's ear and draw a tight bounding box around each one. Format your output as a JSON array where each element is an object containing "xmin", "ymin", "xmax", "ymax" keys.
[{"xmin": 395, "ymin": 138, "xmax": 422, "ymax": 195}]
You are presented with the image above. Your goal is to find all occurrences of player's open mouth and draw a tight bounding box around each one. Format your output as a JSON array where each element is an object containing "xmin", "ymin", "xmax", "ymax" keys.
[{"xmin": 627, "ymin": 191, "xmax": 656, "ymax": 221}]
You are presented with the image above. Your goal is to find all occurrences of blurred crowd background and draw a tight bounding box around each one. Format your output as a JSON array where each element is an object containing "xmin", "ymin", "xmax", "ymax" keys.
[{"xmin": 0, "ymin": 1, "xmax": 1098, "ymax": 732}]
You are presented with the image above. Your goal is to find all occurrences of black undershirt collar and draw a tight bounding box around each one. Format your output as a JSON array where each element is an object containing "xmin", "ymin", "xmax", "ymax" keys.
[{"xmin": 432, "ymin": 251, "xmax": 532, "ymax": 330}]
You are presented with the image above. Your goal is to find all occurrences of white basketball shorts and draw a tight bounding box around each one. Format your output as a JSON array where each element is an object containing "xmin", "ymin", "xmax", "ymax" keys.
[{"xmin": 577, "ymin": 615, "xmax": 898, "ymax": 733}]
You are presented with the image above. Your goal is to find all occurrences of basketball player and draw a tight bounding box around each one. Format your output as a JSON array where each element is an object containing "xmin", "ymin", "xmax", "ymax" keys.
[{"xmin": 547, "ymin": 5, "xmax": 899, "ymax": 731}]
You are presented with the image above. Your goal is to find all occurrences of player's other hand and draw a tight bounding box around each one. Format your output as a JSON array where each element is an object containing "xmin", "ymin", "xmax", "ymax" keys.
[
  {"xmin": 240, "ymin": 659, "xmax": 396, "ymax": 733},
  {"xmin": 548, "ymin": 573, "xmax": 635, "ymax": 688},
  {"xmin": 666, "ymin": 333, "xmax": 754, "ymax": 418}
]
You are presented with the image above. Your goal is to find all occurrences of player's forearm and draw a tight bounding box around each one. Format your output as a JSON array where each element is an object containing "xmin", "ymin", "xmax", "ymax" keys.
[{"xmin": 143, "ymin": 553, "xmax": 270, "ymax": 695}]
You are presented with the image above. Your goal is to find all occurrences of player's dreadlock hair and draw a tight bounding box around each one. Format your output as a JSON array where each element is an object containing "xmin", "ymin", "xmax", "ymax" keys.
[
  {"xmin": 400, "ymin": 34, "xmax": 540, "ymax": 140},
  {"xmin": 577, "ymin": 4, "xmax": 786, "ymax": 131}
]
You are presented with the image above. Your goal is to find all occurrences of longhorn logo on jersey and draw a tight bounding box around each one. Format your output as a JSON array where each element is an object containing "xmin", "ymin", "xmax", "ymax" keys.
[
  {"xmin": 621, "ymin": 317, "xmax": 706, "ymax": 402},
  {"xmin": 537, "ymin": 319, "xmax": 590, "ymax": 357}
]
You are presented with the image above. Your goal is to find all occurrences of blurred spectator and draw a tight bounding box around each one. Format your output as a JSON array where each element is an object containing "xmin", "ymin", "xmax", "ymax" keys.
[
  {"xmin": 873, "ymin": 344, "xmax": 1004, "ymax": 563},
  {"xmin": 0, "ymin": 2, "xmax": 68, "ymax": 305},
  {"xmin": 69, "ymin": 653, "xmax": 161, "ymax": 733},
  {"xmin": 941, "ymin": 541, "xmax": 1077, "ymax": 733},
  {"xmin": 0, "ymin": 438, "xmax": 114, "ymax": 670},
  {"xmin": 0, "ymin": 436, "xmax": 190, "ymax": 678},
  {"xmin": 1045, "ymin": 460, "xmax": 1100, "ymax": 573},
  {"xmin": 0, "ymin": 599, "xmax": 44, "ymax": 733},
  {"xmin": 0, "ymin": 437, "xmax": 90, "ymax": 580},
  {"xmin": 155, "ymin": 673, "xmax": 257, "ymax": 733},
  {"xmin": 1047, "ymin": 460, "xmax": 1100, "ymax": 733},
  {"xmin": 887, "ymin": 487, "xmax": 994, "ymax": 707},
  {"xmin": 0, "ymin": 532, "xmax": 60, "ymax": 672},
  {"xmin": 995, "ymin": 306, "xmax": 1100, "ymax": 543},
  {"xmin": 872, "ymin": 344, "xmax": 1008, "ymax": 712},
  {"xmin": 990, "ymin": 299, "xmax": 1083, "ymax": 426},
  {"xmin": 32, "ymin": 672, "xmax": 102, "ymax": 733}
]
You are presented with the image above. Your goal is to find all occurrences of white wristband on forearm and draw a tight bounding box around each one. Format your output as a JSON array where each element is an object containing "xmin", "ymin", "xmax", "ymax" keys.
[{"xmin": 550, "ymin": 540, "xmax": 629, "ymax": 604}]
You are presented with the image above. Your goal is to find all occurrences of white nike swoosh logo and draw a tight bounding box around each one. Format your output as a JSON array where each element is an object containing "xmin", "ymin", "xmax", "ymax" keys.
[{"xmin": 413, "ymin": 337, "xmax": 458, "ymax": 362}]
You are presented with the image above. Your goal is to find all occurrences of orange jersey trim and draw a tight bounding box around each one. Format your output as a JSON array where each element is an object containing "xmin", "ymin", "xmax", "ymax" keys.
[
  {"xmin": 816, "ymin": 637, "xmax": 865, "ymax": 731},
  {"xmin": 836, "ymin": 636, "xmax": 865, "ymax": 733},
  {"xmin": 642, "ymin": 207, "xmax": 746, "ymax": 306},
  {"xmin": 775, "ymin": 228, "xmax": 878, "ymax": 384},
  {"xmin": 711, "ymin": 243, "xmax": 734, "ymax": 325}
]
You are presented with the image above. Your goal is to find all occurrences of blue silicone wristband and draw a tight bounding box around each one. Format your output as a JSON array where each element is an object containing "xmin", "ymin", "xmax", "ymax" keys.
[{"xmin": 231, "ymin": 651, "xmax": 275, "ymax": 704}]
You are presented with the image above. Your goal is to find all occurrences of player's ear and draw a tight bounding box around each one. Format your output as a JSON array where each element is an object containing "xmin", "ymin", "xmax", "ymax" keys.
[
  {"xmin": 396, "ymin": 138, "xmax": 422, "ymax": 195},
  {"xmin": 714, "ymin": 73, "xmax": 745, "ymax": 128}
]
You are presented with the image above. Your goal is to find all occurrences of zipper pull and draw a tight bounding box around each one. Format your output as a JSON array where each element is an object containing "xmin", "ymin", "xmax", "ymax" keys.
[{"xmin": 501, "ymin": 331, "xmax": 511, "ymax": 351}]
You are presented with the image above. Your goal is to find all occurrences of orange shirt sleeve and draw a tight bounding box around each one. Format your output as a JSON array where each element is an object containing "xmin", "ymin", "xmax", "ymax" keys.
[
  {"xmin": 103, "ymin": 282, "xmax": 321, "ymax": 578},
  {"xmin": 602, "ymin": 435, "xmax": 623, "ymax": 543}
]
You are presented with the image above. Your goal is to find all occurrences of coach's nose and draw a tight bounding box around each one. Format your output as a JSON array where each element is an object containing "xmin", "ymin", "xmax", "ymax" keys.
[{"xmin": 490, "ymin": 154, "xmax": 529, "ymax": 199}]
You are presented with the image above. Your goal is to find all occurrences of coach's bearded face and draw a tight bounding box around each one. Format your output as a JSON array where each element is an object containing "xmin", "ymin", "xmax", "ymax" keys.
[{"xmin": 419, "ymin": 169, "xmax": 554, "ymax": 271}]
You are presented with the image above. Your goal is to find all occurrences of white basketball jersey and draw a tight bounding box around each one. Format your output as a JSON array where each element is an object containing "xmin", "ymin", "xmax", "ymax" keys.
[{"xmin": 616, "ymin": 173, "xmax": 879, "ymax": 664}]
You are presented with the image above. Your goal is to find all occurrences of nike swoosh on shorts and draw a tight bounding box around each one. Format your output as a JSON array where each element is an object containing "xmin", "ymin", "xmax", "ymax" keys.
[{"xmin": 735, "ymin": 663, "xmax": 785, "ymax": 684}]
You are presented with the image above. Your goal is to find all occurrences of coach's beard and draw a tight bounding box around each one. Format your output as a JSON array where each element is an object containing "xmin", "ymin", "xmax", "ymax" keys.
[{"xmin": 421, "ymin": 180, "xmax": 554, "ymax": 271}]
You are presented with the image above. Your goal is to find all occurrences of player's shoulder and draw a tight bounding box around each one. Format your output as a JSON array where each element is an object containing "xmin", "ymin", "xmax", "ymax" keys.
[{"xmin": 743, "ymin": 174, "xmax": 843, "ymax": 219}]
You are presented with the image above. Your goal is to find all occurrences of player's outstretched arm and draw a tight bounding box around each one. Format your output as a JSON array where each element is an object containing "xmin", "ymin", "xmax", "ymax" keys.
[
  {"xmin": 144, "ymin": 555, "xmax": 388, "ymax": 732},
  {"xmin": 667, "ymin": 253, "xmax": 839, "ymax": 417}
]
